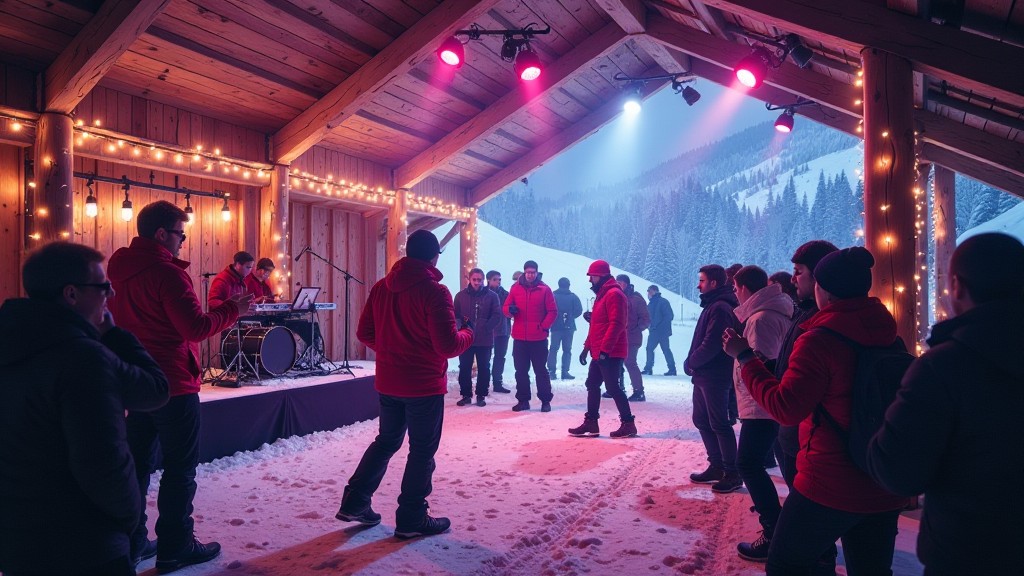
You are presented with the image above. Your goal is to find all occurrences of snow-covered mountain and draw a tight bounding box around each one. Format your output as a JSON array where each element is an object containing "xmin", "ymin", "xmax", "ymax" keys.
[{"xmin": 960, "ymin": 201, "xmax": 1024, "ymax": 244}]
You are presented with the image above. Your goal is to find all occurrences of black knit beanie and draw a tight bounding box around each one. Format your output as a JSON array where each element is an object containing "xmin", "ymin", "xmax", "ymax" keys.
[
  {"xmin": 813, "ymin": 246, "xmax": 874, "ymax": 299},
  {"xmin": 407, "ymin": 230, "xmax": 440, "ymax": 262}
]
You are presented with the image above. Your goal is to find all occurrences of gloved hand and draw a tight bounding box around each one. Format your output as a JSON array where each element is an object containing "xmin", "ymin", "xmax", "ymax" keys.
[
  {"xmin": 462, "ymin": 316, "xmax": 474, "ymax": 331},
  {"xmin": 579, "ymin": 348, "xmax": 589, "ymax": 366},
  {"xmin": 508, "ymin": 304, "xmax": 520, "ymax": 316},
  {"xmin": 598, "ymin": 351, "xmax": 610, "ymax": 365},
  {"xmin": 583, "ymin": 311, "xmax": 592, "ymax": 323}
]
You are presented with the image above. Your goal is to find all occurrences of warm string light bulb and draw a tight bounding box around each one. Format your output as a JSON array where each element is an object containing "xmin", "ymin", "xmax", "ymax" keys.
[
  {"xmin": 184, "ymin": 194, "xmax": 195, "ymax": 225},
  {"xmin": 121, "ymin": 188, "xmax": 133, "ymax": 222},
  {"xmin": 85, "ymin": 183, "xmax": 98, "ymax": 218},
  {"xmin": 221, "ymin": 198, "xmax": 231, "ymax": 222}
]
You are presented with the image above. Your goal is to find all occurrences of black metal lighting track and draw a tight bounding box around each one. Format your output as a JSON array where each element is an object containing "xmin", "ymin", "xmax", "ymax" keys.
[{"xmin": 73, "ymin": 172, "xmax": 229, "ymax": 199}]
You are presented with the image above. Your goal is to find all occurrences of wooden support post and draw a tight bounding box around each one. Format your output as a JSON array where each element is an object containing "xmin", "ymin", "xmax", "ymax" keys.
[
  {"xmin": 932, "ymin": 165, "xmax": 956, "ymax": 323},
  {"xmin": 31, "ymin": 113, "xmax": 75, "ymax": 244},
  {"xmin": 263, "ymin": 165, "xmax": 291, "ymax": 301},
  {"xmin": 386, "ymin": 190, "xmax": 408, "ymax": 272},
  {"xmin": 862, "ymin": 48, "xmax": 917, "ymax": 350},
  {"xmin": 459, "ymin": 210, "xmax": 478, "ymax": 287},
  {"xmin": 915, "ymin": 163, "xmax": 931, "ymax": 350}
]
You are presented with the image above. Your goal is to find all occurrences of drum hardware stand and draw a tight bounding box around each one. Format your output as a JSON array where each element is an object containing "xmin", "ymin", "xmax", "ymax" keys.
[
  {"xmin": 208, "ymin": 321, "xmax": 260, "ymax": 387},
  {"xmin": 297, "ymin": 248, "xmax": 363, "ymax": 377}
]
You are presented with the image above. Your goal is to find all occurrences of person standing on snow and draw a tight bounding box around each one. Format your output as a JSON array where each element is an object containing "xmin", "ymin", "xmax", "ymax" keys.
[
  {"xmin": 453, "ymin": 268, "xmax": 502, "ymax": 407},
  {"xmin": 606, "ymin": 274, "xmax": 649, "ymax": 401},
  {"xmin": 504, "ymin": 260, "xmax": 557, "ymax": 412},
  {"xmin": 486, "ymin": 270, "xmax": 512, "ymax": 394},
  {"xmin": 547, "ymin": 277, "xmax": 583, "ymax": 380},
  {"xmin": 643, "ymin": 285, "xmax": 676, "ymax": 376}
]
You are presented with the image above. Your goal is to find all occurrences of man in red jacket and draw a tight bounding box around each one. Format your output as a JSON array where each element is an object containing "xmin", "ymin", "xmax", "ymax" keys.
[
  {"xmin": 504, "ymin": 260, "xmax": 557, "ymax": 412},
  {"xmin": 244, "ymin": 258, "xmax": 277, "ymax": 303},
  {"xmin": 107, "ymin": 201, "xmax": 251, "ymax": 572},
  {"xmin": 336, "ymin": 230, "xmax": 473, "ymax": 538},
  {"xmin": 569, "ymin": 260, "xmax": 637, "ymax": 438},
  {"xmin": 723, "ymin": 247, "xmax": 909, "ymax": 575},
  {"xmin": 209, "ymin": 251, "xmax": 255, "ymax": 309}
]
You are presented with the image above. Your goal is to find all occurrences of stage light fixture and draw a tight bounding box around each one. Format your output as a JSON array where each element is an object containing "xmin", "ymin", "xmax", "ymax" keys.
[
  {"xmin": 121, "ymin": 184, "xmax": 133, "ymax": 222},
  {"xmin": 623, "ymin": 88, "xmax": 642, "ymax": 114},
  {"xmin": 681, "ymin": 86, "xmax": 701, "ymax": 106},
  {"xmin": 734, "ymin": 46, "xmax": 771, "ymax": 88},
  {"xmin": 765, "ymin": 98, "xmax": 822, "ymax": 134},
  {"xmin": 221, "ymin": 197, "xmax": 231, "ymax": 222},
  {"xmin": 85, "ymin": 180, "xmax": 97, "ymax": 218},
  {"xmin": 514, "ymin": 45, "xmax": 543, "ymax": 81},
  {"xmin": 786, "ymin": 34, "xmax": 814, "ymax": 69},
  {"xmin": 184, "ymin": 194, "xmax": 195, "ymax": 225},
  {"xmin": 774, "ymin": 110, "xmax": 795, "ymax": 133},
  {"xmin": 437, "ymin": 36, "xmax": 464, "ymax": 68}
]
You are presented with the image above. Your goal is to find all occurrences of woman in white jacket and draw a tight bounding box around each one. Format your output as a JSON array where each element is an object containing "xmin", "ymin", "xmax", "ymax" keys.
[{"xmin": 729, "ymin": 266, "xmax": 795, "ymax": 563}]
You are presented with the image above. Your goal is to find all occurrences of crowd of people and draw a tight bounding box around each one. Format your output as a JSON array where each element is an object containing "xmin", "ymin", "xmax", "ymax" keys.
[{"xmin": 0, "ymin": 199, "xmax": 1020, "ymax": 575}]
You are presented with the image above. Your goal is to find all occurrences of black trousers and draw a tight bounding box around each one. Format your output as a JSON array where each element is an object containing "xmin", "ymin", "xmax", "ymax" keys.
[
  {"xmin": 691, "ymin": 381, "xmax": 737, "ymax": 473},
  {"xmin": 737, "ymin": 419, "xmax": 782, "ymax": 528},
  {"xmin": 343, "ymin": 394, "xmax": 444, "ymax": 527},
  {"xmin": 585, "ymin": 357, "xmax": 633, "ymax": 420},
  {"xmin": 126, "ymin": 393, "xmax": 202, "ymax": 556},
  {"xmin": 491, "ymin": 334, "xmax": 509, "ymax": 386},
  {"xmin": 644, "ymin": 331, "xmax": 675, "ymax": 371},
  {"xmin": 458, "ymin": 346, "xmax": 492, "ymax": 398},
  {"xmin": 512, "ymin": 339, "xmax": 553, "ymax": 403}
]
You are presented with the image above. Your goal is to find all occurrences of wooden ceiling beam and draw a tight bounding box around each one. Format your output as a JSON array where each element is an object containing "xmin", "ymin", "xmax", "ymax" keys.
[
  {"xmin": 698, "ymin": 0, "xmax": 1024, "ymax": 108},
  {"xmin": 597, "ymin": 0, "xmax": 694, "ymax": 74},
  {"xmin": 45, "ymin": 0, "xmax": 171, "ymax": 114},
  {"xmin": 915, "ymin": 109, "xmax": 1024, "ymax": 179},
  {"xmin": 921, "ymin": 142, "xmax": 1024, "ymax": 199},
  {"xmin": 271, "ymin": 0, "xmax": 500, "ymax": 165},
  {"xmin": 469, "ymin": 79, "xmax": 669, "ymax": 206},
  {"xmin": 394, "ymin": 22, "xmax": 627, "ymax": 190}
]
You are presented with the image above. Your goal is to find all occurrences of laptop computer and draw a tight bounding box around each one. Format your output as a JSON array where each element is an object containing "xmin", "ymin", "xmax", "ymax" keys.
[{"xmin": 291, "ymin": 286, "xmax": 321, "ymax": 310}]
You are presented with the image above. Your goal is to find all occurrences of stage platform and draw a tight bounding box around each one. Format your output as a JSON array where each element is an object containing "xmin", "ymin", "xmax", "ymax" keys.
[{"xmin": 196, "ymin": 362, "xmax": 379, "ymax": 463}]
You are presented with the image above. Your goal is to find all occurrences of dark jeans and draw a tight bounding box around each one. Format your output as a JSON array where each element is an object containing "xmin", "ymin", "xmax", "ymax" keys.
[
  {"xmin": 344, "ymin": 394, "xmax": 444, "ymax": 527},
  {"xmin": 691, "ymin": 381, "xmax": 737, "ymax": 473},
  {"xmin": 513, "ymin": 339, "xmax": 553, "ymax": 403},
  {"xmin": 621, "ymin": 342, "xmax": 643, "ymax": 392},
  {"xmin": 768, "ymin": 487, "xmax": 900, "ymax": 576},
  {"xmin": 737, "ymin": 419, "xmax": 782, "ymax": 528},
  {"xmin": 585, "ymin": 357, "xmax": 633, "ymax": 420},
  {"xmin": 126, "ymin": 393, "xmax": 201, "ymax": 556},
  {"xmin": 492, "ymin": 334, "xmax": 509, "ymax": 386},
  {"xmin": 546, "ymin": 329, "xmax": 574, "ymax": 376},
  {"xmin": 4, "ymin": 555, "xmax": 135, "ymax": 576},
  {"xmin": 458, "ymin": 346, "xmax": 492, "ymax": 398},
  {"xmin": 644, "ymin": 331, "xmax": 675, "ymax": 371},
  {"xmin": 778, "ymin": 446, "xmax": 798, "ymax": 489}
]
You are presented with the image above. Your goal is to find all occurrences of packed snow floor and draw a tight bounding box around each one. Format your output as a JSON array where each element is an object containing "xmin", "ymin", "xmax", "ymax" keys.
[{"xmin": 136, "ymin": 371, "xmax": 924, "ymax": 576}]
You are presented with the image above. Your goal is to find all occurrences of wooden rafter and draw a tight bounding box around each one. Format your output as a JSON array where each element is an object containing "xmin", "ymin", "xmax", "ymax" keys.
[
  {"xmin": 922, "ymin": 143, "xmax": 1024, "ymax": 199},
  {"xmin": 915, "ymin": 110, "xmax": 1024, "ymax": 179},
  {"xmin": 469, "ymin": 79, "xmax": 670, "ymax": 206},
  {"xmin": 698, "ymin": 0, "xmax": 1024, "ymax": 108},
  {"xmin": 271, "ymin": 0, "xmax": 500, "ymax": 165},
  {"xmin": 597, "ymin": 0, "xmax": 694, "ymax": 74},
  {"xmin": 45, "ymin": 0, "xmax": 171, "ymax": 114},
  {"xmin": 394, "ymin": 22, "xmax": 627, "ymax": 190}
]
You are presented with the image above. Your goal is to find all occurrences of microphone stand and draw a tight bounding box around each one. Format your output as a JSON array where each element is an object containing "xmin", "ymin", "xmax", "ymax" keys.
[{"xmin": 298, "ymin": 248, "xmax": 364, "ymax": 376}]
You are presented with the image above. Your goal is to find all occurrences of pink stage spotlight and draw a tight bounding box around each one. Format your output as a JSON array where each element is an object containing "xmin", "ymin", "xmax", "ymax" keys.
[
  {"xmin": 437, "ymin": 36, "xmax": 464, "ymax": 68},
  {"xmin": 515, "ymin": 47, "xmax": 542, "ymax": 81}
]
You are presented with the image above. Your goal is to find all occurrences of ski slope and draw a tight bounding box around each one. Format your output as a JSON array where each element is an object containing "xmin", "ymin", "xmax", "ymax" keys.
[
  {"xmin": 733, "ymin": 144, "xmax": 863, "ymax": 213},
  {"xmin": 959, "ymin": 201, "xmax": 1024, "ymax": 244}
]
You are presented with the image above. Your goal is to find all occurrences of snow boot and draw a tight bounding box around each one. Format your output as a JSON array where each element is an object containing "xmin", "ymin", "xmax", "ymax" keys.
[
  {"xmin": 512, "ymin": 401, "xmax": 530, "ymax": 412},
  {"xmin": 663, "ymin": 369, "xmax": 677, "ymax": 376},
  {"xmin": 609, "ymin": 418, "xmax": 638, "ymax": 438},
  {"xmin": 155, "ymin": 538, "xmax": 221, "ymax": 574},
  {"xmin": 641, "ymin": 368, "xmax": 653, "ymax": 375},
  {"xmin": 737, "ymin": 524, "xmax": 773, "ymax": 562},
  {"xmin": 475, "ymin": 396, "xmax": 486, "ymax": 407},
  {"xmin": 132, "ymin": 539, "xmax": 158, "ymax": 567},
  {"xmin": 628, "ymin": 390, "xmax": 646, "ymax": 402},
  {"xmin": 335, "ymin": 503, "xmax": 382, "ymax": 526},
  {"xmin": 561, "ymin": 373, "xmax": 575, "ymax": 380},
  {"xmin": 690, "ymin": 465, "xmax": 726, "ymax": 484},
  {"xmin": 541, "ymin": 401, "xmax": 551, "ymax": 412},
  {"xmin": 568, "ymin": 415, "xmax": 600, "ymax": 437},
  {"xmin": 395, "ymin": 515, "xmax": 451, "ymax": 539},
  {"xmin": 711, "ymin": 471, "xmax": 744, "ymax": 494},
  {"xmin": 456, "ymin": 396, "xmax": 473, "ymax": 406},
  {"xmin": 493, "ymin": 384, "xmax": 511, "ymax": 394}
]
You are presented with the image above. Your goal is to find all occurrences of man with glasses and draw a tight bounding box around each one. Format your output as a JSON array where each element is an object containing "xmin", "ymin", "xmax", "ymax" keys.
[
  {"xmin": 107, "ymin": 200, "xmax": 251, "ymax": 572},
  {"xmin": 245, "ymin": 258, "xmax": 278, "ymax": 303},
  {"xmin": 0, "ymin": 242, "xmax": 169, "ymax": 576}
]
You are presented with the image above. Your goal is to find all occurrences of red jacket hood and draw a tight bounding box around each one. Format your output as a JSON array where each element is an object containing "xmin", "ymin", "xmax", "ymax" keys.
[
  {"xmin": 385, "ymin": 257, "xmax": 443, "ymax": 293},
  {"xmin": 107, "ymin": 237, "xmax": 189, "ymax": 282},
  {"xmin": 801, "ymin": 297, "xmax": 897, "ymax": 348}
]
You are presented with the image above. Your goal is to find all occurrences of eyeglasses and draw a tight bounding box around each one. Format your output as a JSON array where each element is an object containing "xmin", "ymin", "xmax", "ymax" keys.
[
  {"xmin": 166, "ymin": 229, "xmax": 186, "ymax": 241},
  {"xmin": 74, "ymin": 282, "xmax": 114, "ymax": 296}
]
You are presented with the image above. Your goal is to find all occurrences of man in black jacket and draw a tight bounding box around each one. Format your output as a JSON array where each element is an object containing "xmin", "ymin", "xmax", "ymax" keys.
[
  {"xmin": 0, "ymin": 242, "xmax": 169, "ymax": 576},
  {"xmin": 643, "ymin": 285, "xmax": 676, "ymax": 375},
  {"xmin": 868, "ymin": 232, "xmax": 1024, "ymax": 576},
  {"xmin": 454, "ymin": 268, "xmax": 503, "ymax": 406},
  {"xmin": 487, "ymin": 270, "xmax": 512, "ymax": 394},
  {"xmin": 548, "ymin": 277, "xmax": 583, "ymax": 380}
]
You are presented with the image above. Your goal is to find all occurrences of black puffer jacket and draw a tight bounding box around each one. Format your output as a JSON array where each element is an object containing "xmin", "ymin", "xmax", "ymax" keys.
[
  {"xmin": 0, "ymin": 299, "xmax": 169, "ymax": 574},
  {"xmin": 683, "ymin": 285, "xmax": 738, "ymax": 384}
]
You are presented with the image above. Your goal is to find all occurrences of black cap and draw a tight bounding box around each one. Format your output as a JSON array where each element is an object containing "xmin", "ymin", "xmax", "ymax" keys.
[
  {"xmin": 407, "ymin": 230, "xmax": 440, "ymax": 262},
  {"xmin": 813, "ymin": 247, "xmax": 874, "ymax": 299}
]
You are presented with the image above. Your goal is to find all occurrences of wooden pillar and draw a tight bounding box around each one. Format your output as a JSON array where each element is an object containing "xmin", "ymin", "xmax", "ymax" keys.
[
  {"xmin": 914, "ymin": 163, "xmax": 931, "ymax": 351},
  {"xmin": 30, "ymin": 113, "xmax": 74, "ymax": 244},
  {"xmin": 386, "ymin": 189, "xmax": 408, "ymax": 272},
  {"xmin": 263, "ymin": 165, "xmax": 291, "ymax": 300},
  {"xmin": 862, "ymin": 48, "xmax": 918, "ymax": 350},
  {"xmin": 460, "ymin": 209, "xmax": 478, "ymax": 286},
  {"xmin": 932, "ymin": 165, "xmax": 956, "ymax": 323}
]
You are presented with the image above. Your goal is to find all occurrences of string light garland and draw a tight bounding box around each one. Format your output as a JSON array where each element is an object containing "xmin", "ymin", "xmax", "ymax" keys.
[{"xmin": 287, "ymin": 171, "xmax": 475, "ymax": 221}]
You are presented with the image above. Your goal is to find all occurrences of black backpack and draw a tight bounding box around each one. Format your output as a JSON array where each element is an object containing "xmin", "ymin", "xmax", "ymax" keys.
[{"xmin": 809, "ymin": 327, "xmax": 915, "ymax": 475}]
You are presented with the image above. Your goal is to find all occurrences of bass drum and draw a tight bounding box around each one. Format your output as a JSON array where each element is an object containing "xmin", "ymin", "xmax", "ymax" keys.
[{"xmin": 221, "ymin": 326, "xmax": 297, "ymax": 376}]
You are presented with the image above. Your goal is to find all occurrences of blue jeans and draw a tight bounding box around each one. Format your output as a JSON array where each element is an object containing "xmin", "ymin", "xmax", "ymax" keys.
[
  {"xmin": 768, "ymin": 487, "xmax": 900, "ymax": 576},
  {"xmin": 546, "ymin": 329, "xmax": 574, "ymax": 376},
  {"xmin": 691, "ymin": 381, "xmax": 737, "ymax": 473},
  {"xmin": 737, "ymin": 419, "xmax": 782, "ymax": 527},
  {"xmin": 343, "ymin": 394, "xmax": 444, "ymax": 527},
  {"xmin": 458, "ymin": 346, "xmax": 492, "ymax": 397},
  {"xmin": 126, "ymin": 393, "xmax": 201, "ymax": 556},
  {"xmin": 491, "ymin": 334, "xmax": 509, "ymax": 386},
  {"xmin": 645, "ymin": 331, "xmax": 675, "ymax": 371}
]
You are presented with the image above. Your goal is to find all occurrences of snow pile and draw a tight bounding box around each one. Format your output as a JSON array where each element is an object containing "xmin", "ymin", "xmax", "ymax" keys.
[{"xmin": 958, "ymin": 200, "xmax": 1024, "ymax": 244}]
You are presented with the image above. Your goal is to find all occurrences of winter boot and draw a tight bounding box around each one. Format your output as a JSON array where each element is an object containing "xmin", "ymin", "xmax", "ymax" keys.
[
  {"xmin": 609, "ymin": 418, "xmax": 638, "ymax": 438},
  {"xmin": 627, "ymin": 390, "xmax": 646, "ymax": 402},
  {"xmin": 561, "ymin": 373, "xmax": 575, "ymax": 380},
  {"xmin": 456, "ymin": 396, "xmax": 473, "ymax": 406},
  {"xmin": 395, "ymin": 515, "xmax": 451, "ymax": 539},
  {"xmin": 737, "ymin": 523, "xmax": 774, "ymax": 562},
  {"xmin": 335, "ymin": 502, "xmax": 382, "ymax": 526},
  {"xmin": 475, "ymin": 396, "xmax": 486, "ymax": 407},
  {"xmin": 541, "ymin": 401, "xmax": 551, "ymax": 412},
  {"xmin": 568, "ymin": 415, "xmax": 600, "ymax": 437},
  {"xmin": 601, "ymin": 390, "xmax": 614, "ymax": 399},
  {"xmin": 512, "ymin": 401, "xmax": 530, "ymax": 412},
  {"xmin": 493, "ymin": 384, "xmax": 511, "ymax": 394},
  {"xmin": 155, "ymin": 538, "xmax": 221, "ymax": 574},
  {"xmin": 641, "ymin": 368, "xmax": 653, "ymax": 375},
  {"xmin": 711, "ymin": 471, "xmax": 744, "ymax": 494},
  {"xmin": 132, "ymin": 539, "xmax": 158, "ymax": 567},
  {"xmin": 690, "ymin": 465, "xmax": 726, "ymax": 484},
  {"xmin": 663, "ymin": 369, "xmax": 677, "ymax": 376}
]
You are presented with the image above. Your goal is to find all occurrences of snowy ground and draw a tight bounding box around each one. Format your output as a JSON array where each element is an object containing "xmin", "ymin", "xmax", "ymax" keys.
[{"xmin": 136, "ymin": 368, "xmax": 924, "ymax": 576}]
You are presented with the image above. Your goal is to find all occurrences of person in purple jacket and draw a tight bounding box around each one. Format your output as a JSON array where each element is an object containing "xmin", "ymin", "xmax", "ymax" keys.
[{"xmin": 453, "ymin": 268, "xmax": 503, "ymax": 406}]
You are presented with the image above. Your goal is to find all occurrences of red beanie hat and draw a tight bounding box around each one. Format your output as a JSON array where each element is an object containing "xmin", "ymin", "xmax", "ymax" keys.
[{"xmin": 587, "ymin": 260, "xmax": 611, "ymax": 276}]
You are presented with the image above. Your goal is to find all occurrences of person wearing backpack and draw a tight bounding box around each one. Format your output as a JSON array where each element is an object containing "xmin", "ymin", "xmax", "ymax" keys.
[
  {"xmin": 723, "ymin": 246, "xmax": 911, "ymax": 575},
  {"xmin": 867, "ymin": 233, "xmax": 1024, "ymax": 576}
]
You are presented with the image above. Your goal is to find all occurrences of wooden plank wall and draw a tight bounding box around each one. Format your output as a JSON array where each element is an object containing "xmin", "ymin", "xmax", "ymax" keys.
[
  {"xmin": 292, "ymin": 145, "xmax": 392, "ymax": 189},
  {"xmin": 0, "ymin": 144, "xmax": 22, "ymax": 299},
  {"xmin": 409, "ymin": 177, "xmax": 468, "ymax": 208}
]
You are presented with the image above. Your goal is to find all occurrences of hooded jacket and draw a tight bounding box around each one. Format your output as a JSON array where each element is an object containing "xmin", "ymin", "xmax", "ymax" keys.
[
  {"xmin": 552, "ymin": 287, "xmax": 583, "ymax": 332},
  {"xmin": 453, "ymin": 285, "xmax": 502, "ymax": 347},
  {"xmin": 244, "ymin": 273, "xmax": 275, "ymax": 302},
  {"xmin": 647, "ymin": 292, "xmax": 673, "ymax": 335},
  {"xmin": 775, "ymin": 298, "xmax": 820, "ymax": 456},
  {"xmin": 740, "ymin": 297, "xmax": 910, "ymax": 513},
  {"xmin": 583, "ymin": 276, "xmax": 628, "ymax": 359},
  {"xmin": 107, "ymin": 237, "xmax": 240, "ymax": 396},
  {"xmin": 624, "ymin": 286, "xmax": 651, "ymax": 346},
  {"xmin": 504, "ymin": 273, "xmax": 557, "ymax": 342},
  {"xmin": 732, "ymin": 283, "xmax": 794, "ymax": 419},
  {"xmin": 867, "ymin": 300, "xmax": 1023, "ymax": 575},
  {"xmin": 209, "ymin": 264, "xmax": 247, "ymax": 309},
  {"xmin": 357, "ymin": 257, "xmax": 473, "ymax": 397},
  {"xmin": 684, "ymin": 285, "xmax": 738, "ymax": 385},
  {"xmin": 492, "ymin": 284, "xmax": 512, "ymax": 338},
  {"xmin": 0, "ymin": 299, "xmax": 169, "ymax": 574}
]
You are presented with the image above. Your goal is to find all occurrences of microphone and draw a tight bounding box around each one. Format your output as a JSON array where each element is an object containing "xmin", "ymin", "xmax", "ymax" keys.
[{"xmin": 295, "ymin": 246, "xmax": 310, "ymax": 262}]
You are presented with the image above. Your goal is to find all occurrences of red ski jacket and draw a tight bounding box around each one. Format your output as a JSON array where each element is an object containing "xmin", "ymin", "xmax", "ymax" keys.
[
  {"xmin": 584, "ymin": 278, "xmax": 628, "ymax": 359},
  {"xmin": 740, "ymin": 297, "xmax": 911, "ymax": 513},
  {"xmin": 503, "ymin": 275, "xmax": 556, "ymax": 341},
  {"xmin": 357, "ymin": 257, "xmax": 473, "ymax": 397},
  {"xmin": 107, "ymin": 237, "xmax": 239, "ymax": 396},
  {"xmin": 209, "ymin": 265, "xmax": 247, "ymax": 309},
  {"xmin": 244, "ymin": 274, "xmax": 275, "ymax": 302}
]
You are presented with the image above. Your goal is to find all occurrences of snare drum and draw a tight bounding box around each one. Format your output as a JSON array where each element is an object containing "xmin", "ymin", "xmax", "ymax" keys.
[{"xmin": 221, "ymin": 325, "xmax": 297, "ymax": 376}]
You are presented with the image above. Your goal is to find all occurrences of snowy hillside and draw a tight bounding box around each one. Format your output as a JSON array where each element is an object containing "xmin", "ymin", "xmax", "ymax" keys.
[
  {"xmin": 734, "ymin": 143, "xmax": 864, "ymax": 212},
  {"xmin": 959, "ymin": 201, "xmax": 1024, "ymax": 244}
]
